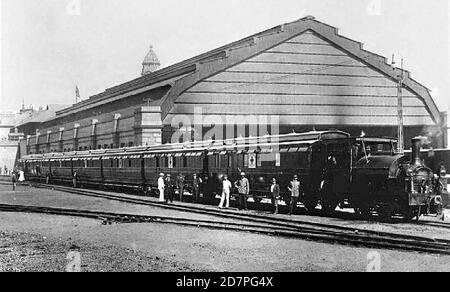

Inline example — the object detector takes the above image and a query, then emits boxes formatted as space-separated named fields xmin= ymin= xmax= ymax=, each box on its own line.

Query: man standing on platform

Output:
xmin=158 ymin=173 xmax=165 ymax=202
xmin=72 ymin=171 xmax=78 ymax=188
xmin=11 ymin=169 xmax=18 ymax=191
xmin=288 ymin=175 xmax=301 ymax=216
xmin=176 ymin=173 xmax=185 ymax=202
xmin=235 ymin=172 xmax=250 ymax=211
xmin=219 ymin=175 xmax=232 ymax=209
xmin=18 ymin=169 xmax=25 ymax=183
xmin=165 ymin=174 xmax=175 ymax=204
xmin=192 ymin=174 xmax=202 ymax=203
xmin=270 ymin=178 xmax=281 ymax=214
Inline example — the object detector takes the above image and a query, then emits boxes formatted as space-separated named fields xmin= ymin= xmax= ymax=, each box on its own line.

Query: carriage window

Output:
xmin=128 ymin=159 xmax=132 ymax=168
xmin=183 ymin=156 xmax=187 ymax=168
xmin=275 ymin=153 xmax=281 ymax=167
xmin=220 ymin=155 xmax=227 ymax=168
xmin=168 ymin=156 xmax=174 ymax=169
xmin=156 ymin=157 xmax=160 ymax=168
xmin=118 ymin=159 xmax=123 ymax=169
xmin=191 ymin=156 xmax=198 ymax=169
xmin=257 ymin=153 xmax=276 ymax=167
xmin=216 ymin=155 xmax=221 ymax=169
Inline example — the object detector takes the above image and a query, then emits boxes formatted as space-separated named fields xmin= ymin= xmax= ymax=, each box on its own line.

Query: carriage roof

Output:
xmin=21 ymin=130 xmax=350 ymax=162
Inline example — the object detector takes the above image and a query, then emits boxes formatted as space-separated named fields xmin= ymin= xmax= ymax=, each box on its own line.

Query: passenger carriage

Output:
xmin=20 ymin=130 xmax=350 ymax=200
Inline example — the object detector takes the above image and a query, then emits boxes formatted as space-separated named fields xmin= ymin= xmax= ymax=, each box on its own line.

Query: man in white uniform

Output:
xmin=18 ymin=169 xmax=25 ymax=183
xmin=219 ymin=175 xmax=232 ymax=209
xmin=158 ymin=173 xmax=165 ymax=202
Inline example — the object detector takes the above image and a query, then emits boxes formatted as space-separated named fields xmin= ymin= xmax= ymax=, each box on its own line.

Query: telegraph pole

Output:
xmin=393 ymin=55 xmax=406 ymax=153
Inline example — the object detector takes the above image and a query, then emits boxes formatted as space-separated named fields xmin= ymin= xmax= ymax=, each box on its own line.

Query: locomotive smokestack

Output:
xmin=411 ymin=137 xmax=423 ymax=166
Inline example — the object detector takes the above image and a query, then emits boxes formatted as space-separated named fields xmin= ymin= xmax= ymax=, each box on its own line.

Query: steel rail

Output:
xmin=1 ymin=203 xmax=450 ymax=255
xmin=28 ymin=183 xmax=450 ymax=247
xmin=31 ymin=182 xmax=450 ymax=244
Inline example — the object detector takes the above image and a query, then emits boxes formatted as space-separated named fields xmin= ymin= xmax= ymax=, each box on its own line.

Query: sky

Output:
xmin=1 ymin=0 xmax=449 ymax=120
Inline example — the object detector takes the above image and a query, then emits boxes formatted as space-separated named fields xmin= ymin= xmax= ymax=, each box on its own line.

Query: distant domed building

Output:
xmin=141 ymin=45 xmax=161 ymax=76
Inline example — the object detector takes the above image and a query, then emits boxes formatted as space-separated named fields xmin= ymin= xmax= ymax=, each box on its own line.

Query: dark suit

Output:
xmin=165 ymin=178 xmax=175 ymax=203
xmin=270 ymin=184 xmax=281 ymax=214
xmin=176 ymin=175 xmax=185 ymax=202
xmin=192 ymin=176 xmax=202 ymax=203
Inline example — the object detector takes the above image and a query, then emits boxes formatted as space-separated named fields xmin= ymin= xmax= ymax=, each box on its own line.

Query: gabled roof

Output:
xmin=54 ymin=16 xmax=441 ymax=125
xmin=161 ymin=16 xmax=442 ymax=124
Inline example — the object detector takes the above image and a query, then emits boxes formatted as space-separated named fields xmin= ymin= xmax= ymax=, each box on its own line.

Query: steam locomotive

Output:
xmin=20 ymin=130 xmax=448 ymax=220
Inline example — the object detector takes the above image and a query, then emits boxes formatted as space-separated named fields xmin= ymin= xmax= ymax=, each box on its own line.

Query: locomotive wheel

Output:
xmin=322 ymin=205 xmax=335 ymax=214
xmin=253 ymin=197 xmax=263 ymax=204
xmin=354 ymin=207 xmax=371 ymax=218
xmin=403 ymin=207 xmax=419 ymax=220
xmin=321 ymin=201 xmax=337 ymax=214
xmin=305 ymin=200 xmax=318 ymax=212
xmin=378 ymin=204 xmax=394 ymax=220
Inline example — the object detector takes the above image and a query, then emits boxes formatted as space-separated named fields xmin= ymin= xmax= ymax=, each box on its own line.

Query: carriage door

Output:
xmin=202 ymin=151 xmax=209 ymax=176
xmin=310 ymin=144 xmax=326 ymax=192
xmin=325 ymin=142 xmax=351 ymax=196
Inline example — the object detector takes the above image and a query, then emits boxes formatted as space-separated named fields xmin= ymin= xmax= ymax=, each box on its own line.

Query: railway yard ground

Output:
xmin=0 ymin=179 xmax=450 ymax=272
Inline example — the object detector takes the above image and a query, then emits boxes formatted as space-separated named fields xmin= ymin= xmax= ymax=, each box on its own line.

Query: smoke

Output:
xmin=421 ymin=125 xmax=443 ymax=147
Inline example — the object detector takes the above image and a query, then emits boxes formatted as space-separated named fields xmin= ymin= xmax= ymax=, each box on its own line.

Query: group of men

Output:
xmin=218 ymin=173 xmax=301 ymax=215
xmin=157 ymin=173 xmax=191 ymax=204
xmin=258 ymin=175 xmax=301 ymax=215
xmin=157 ymin=171 xmax=302 ymax=215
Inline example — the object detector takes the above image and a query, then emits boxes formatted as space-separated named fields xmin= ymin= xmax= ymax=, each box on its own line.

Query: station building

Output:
xmin=15 ymin=16 xmax=448 ymax=156
xmin=1 ymin=106 xmax=35 ymax=172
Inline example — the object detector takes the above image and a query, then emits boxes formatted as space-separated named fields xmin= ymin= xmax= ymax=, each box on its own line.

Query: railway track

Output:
xmin=7 ymin=182 xmax=447 ymax=254
xmin=31 ymin=183 xmax=450 ymax=236
xmin=1 ymin=202 xmax=450 ymax=255
xmin=419 ymin=221 xmax=450 ymax=230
